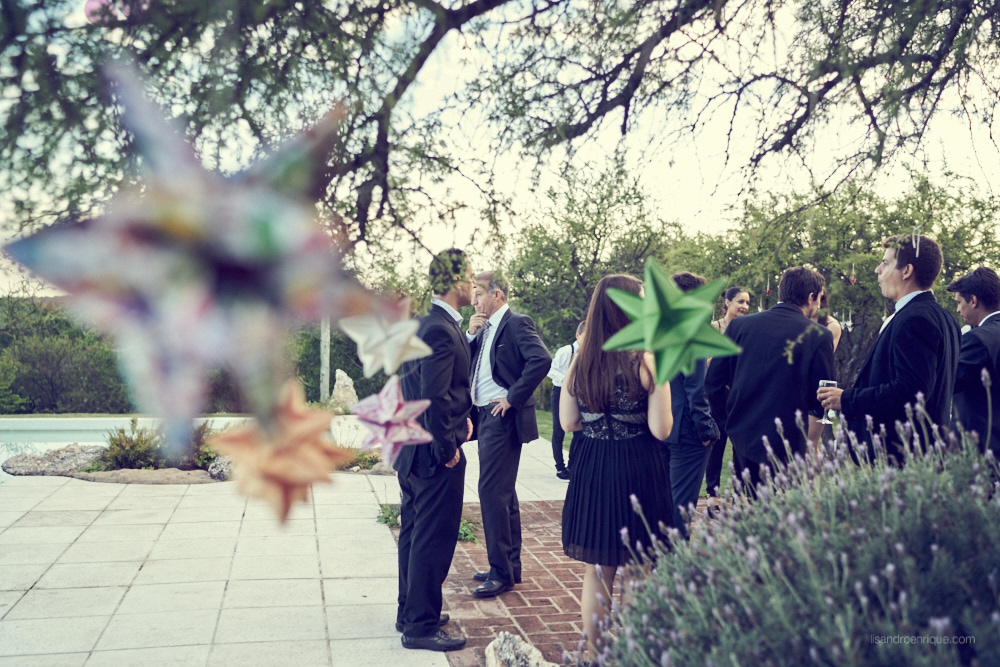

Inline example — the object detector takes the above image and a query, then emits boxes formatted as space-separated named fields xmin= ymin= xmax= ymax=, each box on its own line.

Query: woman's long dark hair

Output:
xmin=570 ymin=274 xmax=646 ymax=413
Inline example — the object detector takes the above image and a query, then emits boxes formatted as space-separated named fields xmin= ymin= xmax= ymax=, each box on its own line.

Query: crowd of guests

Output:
xmin=392 ymin=236 xmax=1000 ymax=660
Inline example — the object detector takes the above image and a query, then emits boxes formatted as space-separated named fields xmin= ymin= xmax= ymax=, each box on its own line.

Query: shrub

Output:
xmin=600 ymin=411 xmax=1000 ymax=666
xmin=158 ymin=420 xmax=220 ymax=470
xmin=341 ymin=448 xmax=382 ymax=470
xmin=98 ymin=418 xmax=164 ymax=470
xmin=377 ymin=503 xmax=401 ymax=528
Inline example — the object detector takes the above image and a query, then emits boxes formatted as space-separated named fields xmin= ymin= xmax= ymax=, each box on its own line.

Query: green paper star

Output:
xmin=603 ymin=258 xmax=742 ymax=383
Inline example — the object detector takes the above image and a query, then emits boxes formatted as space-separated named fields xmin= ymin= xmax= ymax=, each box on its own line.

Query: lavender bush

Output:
xmin=599 ymin=410 xmax=1000 ymax=666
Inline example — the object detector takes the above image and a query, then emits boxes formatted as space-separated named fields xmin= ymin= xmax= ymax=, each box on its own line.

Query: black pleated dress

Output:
xmin=561 ymin=379 xmax=673 ymax=567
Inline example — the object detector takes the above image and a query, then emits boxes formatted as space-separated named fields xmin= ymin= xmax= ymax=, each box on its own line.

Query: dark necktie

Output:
xmin=470 ymin=321 xmax=492 ymax=404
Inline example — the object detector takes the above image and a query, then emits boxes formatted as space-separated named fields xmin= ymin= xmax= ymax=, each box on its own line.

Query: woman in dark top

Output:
xmin=705 ymin=285 xmax=750 ymax=514
xmin=560 ymin=274 xmax=673 ymax=659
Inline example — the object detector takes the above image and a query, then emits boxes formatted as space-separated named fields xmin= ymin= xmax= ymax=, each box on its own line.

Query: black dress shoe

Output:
xmin=401 ymin=629 xmax=467 ymax=652
xmin=395 ymin=613 xmax=449 ymax=633
xmin=556 ymin=467 xmax=570 ymax=480
xmin=472 ymin=579 xmax=513 ymax=598
xmin=474 ymin=570 xmax=521 ymax=584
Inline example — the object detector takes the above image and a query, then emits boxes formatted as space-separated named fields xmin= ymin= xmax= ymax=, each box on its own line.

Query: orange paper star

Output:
xmin=211 ymin=380 xmax=353 ymax=522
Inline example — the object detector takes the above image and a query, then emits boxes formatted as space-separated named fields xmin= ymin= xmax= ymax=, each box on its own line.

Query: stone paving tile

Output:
xmin=322 ymin=577 xmax=396 ymax=607
xmin=0 ymin=590 xmax=23 ymax=617
xmin=148 ymin=537 xmax=237 ymax=561
xmin=208 ymin=640 xmax=330 ymax=667
xmin=240 ymin=519 xmax=315 ymax=538
xmin=132 ymin=557 xmax=232 ymax=585
xmin=117 ymin=581 xmax=226 ymax=614
xmin=229 ymin=554 xmax=320 ymax=580
xmin=328 ymin=637 xmax=449 ymax=667
xmin=86 ymin=644 xmax=211 ymax=667
xmin=106 ymin=495 xmax=183 ymax=511
xmin=215 ymin=606 xmax=327 ymax=643
xmin=0 ymin=615 xmax=109 ymax=656
xmin=36 ymin=561 xmax=142 ymax=589
xmin=224 ymin=579 xmax=323 ymax=608
xmin=159 ymin=521 xmax=240 ymax=541
xmin=5 ymin=586 xmax=126 ymax=620
xmin=77 ymin=523 xmax=165 ymax=543
xmin=0 ymin=542 xmax=66 ymax=566
xmin=324 ymin=603 xmax=397 ymax=639
xmin=96 ymin=608 xmax=219 ymax=651
xmin=0 ymin=653 xmax=88 ymax=667
xmin=0 ymin=512 xmax=25 ymax=529
xmin=0 ymin=525 xmax=85 ymax=544
xmin=12 ymin=510 xmax=100 ymax=527
xmin=234 ymin=535 xmax=319 ymax=557
xmin=0 ymin=563 xmax=50 ymax=590
xmin=57 ymin=540 xmax=156 ymax=564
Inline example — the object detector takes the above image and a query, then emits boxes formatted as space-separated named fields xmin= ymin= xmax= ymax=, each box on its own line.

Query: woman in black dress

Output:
xmin=559 ymin=274 xmax=674 ymax=658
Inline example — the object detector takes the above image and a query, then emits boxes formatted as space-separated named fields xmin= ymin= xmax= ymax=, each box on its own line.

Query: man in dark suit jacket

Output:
xmin=467 ymin=271 xmax=551 ymax=598
xmin=706 ymin=267 xmax=835 ymax=496
xmin=395 ymin=249 xmax=474 ymax=652
xmin=819 ymin=235 xmax=961 ymax=465
xmin=947 ymin=267 xmax=1000 ymax=457
xmin=662 ymin=272 xmax=719 ymax=537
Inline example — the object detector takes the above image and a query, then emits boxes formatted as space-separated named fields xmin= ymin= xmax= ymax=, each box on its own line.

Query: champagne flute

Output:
xmin=818 ymin=380 xmax=837 ymax=424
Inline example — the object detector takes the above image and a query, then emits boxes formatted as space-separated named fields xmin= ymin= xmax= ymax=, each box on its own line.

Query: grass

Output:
xmin=376 ymin=503 xmax=479 ymax=543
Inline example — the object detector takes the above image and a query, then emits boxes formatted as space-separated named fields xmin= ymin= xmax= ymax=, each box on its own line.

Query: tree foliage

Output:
xmin=508 ymin=159 xmax=681 ymax=347
xmin=2 ymin=0 xmax=998 ymax=257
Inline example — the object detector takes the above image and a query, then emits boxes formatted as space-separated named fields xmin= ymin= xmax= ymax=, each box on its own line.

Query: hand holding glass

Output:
xmin=818 ymin=380 xmax=837 ymax=424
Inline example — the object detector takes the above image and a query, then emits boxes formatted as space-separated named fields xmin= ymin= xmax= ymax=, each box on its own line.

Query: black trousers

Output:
xmin=476 ymin=407 xmax=522 ymax=584
xmin=396 ymin=450 xmax=466 ymax=637
xmin=660 ymin=440 xmax=712 ymax=540
xmin=550 ymin=386 xmax=567 ymax=470
xmin=704 ymin=427 xmax=728 ymax=497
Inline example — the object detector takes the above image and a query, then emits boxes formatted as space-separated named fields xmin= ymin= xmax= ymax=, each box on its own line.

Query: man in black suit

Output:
xmin=467 ymin=271 xmax=551 ymax=598
xmin=662 ymin=272 xmax=719 ymax=537
xmin=706 ymin=267 xmax=835 ymax=495
xmin=395 ymin=249 xmax=474 ymax=652
xmin=947 ymin=266 xmax=1000 ymax=457
xmin=819 ymin=235 xmax=961 ymax=465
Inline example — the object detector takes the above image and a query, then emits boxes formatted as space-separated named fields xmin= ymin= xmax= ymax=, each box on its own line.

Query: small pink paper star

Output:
xmin=349 ymin=374 xmax=432 ymax=465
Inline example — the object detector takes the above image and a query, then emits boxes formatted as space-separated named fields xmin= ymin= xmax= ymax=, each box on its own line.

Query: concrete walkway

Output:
xmin=0 ymin=440 xmax=570 ymax=666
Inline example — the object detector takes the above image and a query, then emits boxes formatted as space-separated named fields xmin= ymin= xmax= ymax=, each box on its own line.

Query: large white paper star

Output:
xmin=339 ymin=310 xmax=432 ymax=377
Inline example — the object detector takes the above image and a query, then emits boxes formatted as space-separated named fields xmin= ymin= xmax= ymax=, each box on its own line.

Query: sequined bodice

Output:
xmin=579 ymin=377 xmax=650 ymax=440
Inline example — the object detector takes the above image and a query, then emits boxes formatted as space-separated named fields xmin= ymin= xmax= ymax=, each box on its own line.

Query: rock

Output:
xmin=485 ymin=632 xmax=559 ymax=667
xmin=208 ymin=456 xmax=232 ymax=481
xmin=2 ymin=444 xmax=105 ymax=476
xmin=329 ymin=369 xmax=359 ymax=412
xmin=68 ymin=468 xmax=215 ymax=484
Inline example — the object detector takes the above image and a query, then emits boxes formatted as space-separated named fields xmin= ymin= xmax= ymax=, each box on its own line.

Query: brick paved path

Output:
xmin=439 ymin=497 xmax=712 ymax=667
xmin=444 ymin=501 xmax=585 ymax=667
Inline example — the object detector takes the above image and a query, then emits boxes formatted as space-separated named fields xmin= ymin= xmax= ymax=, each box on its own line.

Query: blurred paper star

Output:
xmin=4 ymin=64 xmax=377 ymax=453
xmin=339 ymin=307 xmax=432 ymax=377
xmin=350 ymin=374 xmax=432 ymax=465
xmin=211 ymin=380 xmax=352 ymax=523
xmin=603 ymin=258 xmax=741 ymax=383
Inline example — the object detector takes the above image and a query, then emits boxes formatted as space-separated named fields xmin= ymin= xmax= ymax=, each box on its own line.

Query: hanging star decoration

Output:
xmin=603 ymin=258 xmax=741 ymax=384
xmin=349 ymin=374 xmax=432 ymax=465
xmin=3 ymin=64 xmax=380 ymax=455
xmin=339 ymin=300 xmax=432 ymax=378
xmin=211 ymin=380 xmax=353 ymax=523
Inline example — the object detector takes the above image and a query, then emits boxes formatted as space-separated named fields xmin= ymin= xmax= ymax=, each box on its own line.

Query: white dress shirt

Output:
xmin=472 ymin=304 xmax=509 ymax=406
xmin=547 ymin=341 xmax=577 ymax=388
xmin=431 ymin=297 xmax=463 ymax=324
